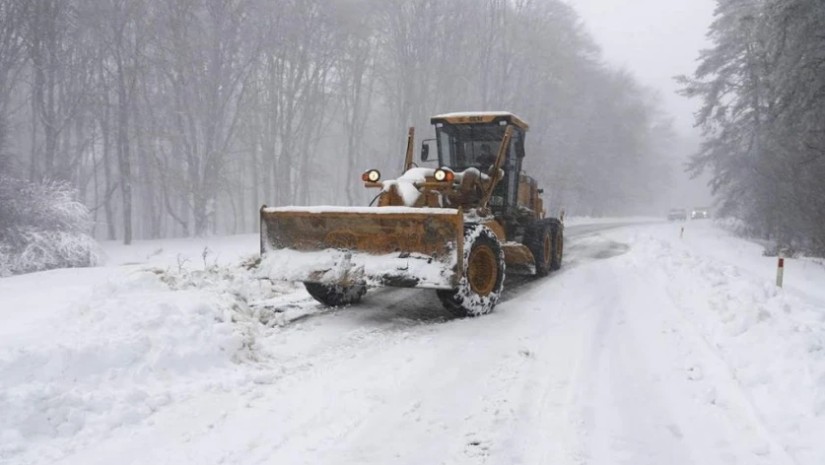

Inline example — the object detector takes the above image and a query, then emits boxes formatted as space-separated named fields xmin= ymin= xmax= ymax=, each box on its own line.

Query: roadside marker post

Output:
xmin=680 ymin=226 xmax=684 ymax=239
xmin=776 ymin=257 xmax=785 ymax=288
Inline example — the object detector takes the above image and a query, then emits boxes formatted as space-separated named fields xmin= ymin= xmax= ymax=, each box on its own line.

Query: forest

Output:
xmin=680 ymin=0 xmax=825 ymax=253
xmin=0 ymin=0 xmax=675 ymax=250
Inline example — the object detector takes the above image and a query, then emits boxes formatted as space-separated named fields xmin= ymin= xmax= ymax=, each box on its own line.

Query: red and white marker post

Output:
xmin=776 ymin=257 xmax=785 ymax=288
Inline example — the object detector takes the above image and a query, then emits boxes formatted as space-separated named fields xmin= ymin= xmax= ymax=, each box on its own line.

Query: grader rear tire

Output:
xmin=525 ymin=221 xmax=553 ymax=277
xmin=550 ymin=223 xmax=564 ymax=271
xmin=525 ymin=218 xmax=564 ymax=276
xmin=436 ymin=225 xmax=505 ymax=317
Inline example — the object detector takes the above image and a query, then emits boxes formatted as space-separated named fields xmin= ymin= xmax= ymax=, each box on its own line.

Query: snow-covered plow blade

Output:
xmin=259 ymin=206 xmax=463 ymax=289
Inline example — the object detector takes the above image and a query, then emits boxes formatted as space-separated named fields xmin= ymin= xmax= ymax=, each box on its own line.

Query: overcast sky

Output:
xmin=564 ymin=0 xmax=719 ymax=205
xmin=565 ymin=0 xmax=717 ymax=138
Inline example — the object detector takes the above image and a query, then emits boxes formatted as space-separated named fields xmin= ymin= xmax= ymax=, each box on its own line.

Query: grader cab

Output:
xmin=260 ymin=111 xmax=563 ymax=317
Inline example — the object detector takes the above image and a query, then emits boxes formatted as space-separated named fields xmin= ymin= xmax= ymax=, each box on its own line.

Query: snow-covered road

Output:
xmin=1 ymin=220 xmax=823 ymax=464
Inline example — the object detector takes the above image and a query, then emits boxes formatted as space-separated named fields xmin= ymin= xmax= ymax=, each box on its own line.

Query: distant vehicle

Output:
xmin=691 ymin=207 xmax=710 ymax=220
xmin=667 ymin=208 xmax=687 ymax=221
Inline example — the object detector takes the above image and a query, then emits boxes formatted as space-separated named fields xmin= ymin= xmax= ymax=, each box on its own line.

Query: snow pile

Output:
xmin=98 ymin=235 xmax=258 ymax=267
xmin=633 ymin=222 xmax=825 ymax=464
xmin=380 ymin=167 xmax=434 ymax=206
xmin=0 ymin=260 xmax=284 ymax=462
xmin=258 ymin=246 xmax=457 ymax=289
xmin=373 ymin=167 xmax=491 ymax=207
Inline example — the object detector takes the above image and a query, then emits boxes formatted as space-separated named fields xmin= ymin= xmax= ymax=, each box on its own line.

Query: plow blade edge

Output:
xmin=259 ymin=206 xmax=464 ymax=289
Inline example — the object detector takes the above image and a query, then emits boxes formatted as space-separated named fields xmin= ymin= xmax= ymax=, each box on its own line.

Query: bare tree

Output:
xmin=27 ymin=1 xmax=93 ymax=182
xmin=335 ymin=8 xmax=377 ymax=205
xmin=2 ymin=0 xmax=680 ymax=243
xmin=0 ymin=0 xmax=29 ymax=172
xmin=154 ymin=0 xmax=259 ymax=236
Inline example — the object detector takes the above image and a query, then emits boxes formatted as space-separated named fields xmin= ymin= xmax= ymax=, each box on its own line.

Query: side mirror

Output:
xmin=421 ymin=144 xmax=430 ymax=161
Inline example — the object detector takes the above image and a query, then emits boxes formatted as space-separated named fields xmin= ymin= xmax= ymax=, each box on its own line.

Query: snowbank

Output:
xmin=626 ymin=221 xmax=825 ymax=464
xmin=0 ymin=244 xmax=290 ymax=463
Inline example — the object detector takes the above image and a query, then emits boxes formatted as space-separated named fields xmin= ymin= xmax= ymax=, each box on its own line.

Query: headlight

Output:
xmin=361 ymin=169 xmax=381 ymax=182
xmin=433 ymin=168 xmax=454 ymax=182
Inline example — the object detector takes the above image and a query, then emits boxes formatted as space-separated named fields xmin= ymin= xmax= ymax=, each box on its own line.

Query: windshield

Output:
xmin=435 ymin=123 xmax=507 ymax=170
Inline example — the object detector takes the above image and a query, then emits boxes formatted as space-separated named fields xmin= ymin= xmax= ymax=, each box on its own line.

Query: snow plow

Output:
xmin=260 ymin=112 xmax=563 ymax=316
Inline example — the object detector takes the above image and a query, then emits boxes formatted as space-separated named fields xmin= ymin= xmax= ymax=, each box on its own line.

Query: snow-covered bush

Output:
xmin=0 ymin=175 xmax=101 ymax=276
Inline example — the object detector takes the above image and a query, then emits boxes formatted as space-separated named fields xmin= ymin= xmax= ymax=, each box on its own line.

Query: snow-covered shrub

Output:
xmin=715 ymin=216 xmax=808 ymax=258
xmin=0 ymin=176 xmax=101 ymax=276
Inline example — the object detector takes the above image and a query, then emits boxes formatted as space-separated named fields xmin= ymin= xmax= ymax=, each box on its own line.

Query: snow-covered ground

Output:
xmin=1 ymin=219 xmax=823 ymax=465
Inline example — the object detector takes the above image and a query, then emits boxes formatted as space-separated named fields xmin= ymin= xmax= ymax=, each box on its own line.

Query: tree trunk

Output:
xmin=116 ymin=57 xmax=132 ymax=245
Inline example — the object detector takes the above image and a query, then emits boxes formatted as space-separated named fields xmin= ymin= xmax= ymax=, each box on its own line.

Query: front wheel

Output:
xmin=436 ymin=225 xmax=505 ymax=317
xmin=304 ymin=282 xmax=367 ymax=307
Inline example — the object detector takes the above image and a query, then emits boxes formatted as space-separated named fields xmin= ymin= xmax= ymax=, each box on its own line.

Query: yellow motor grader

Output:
xmin=259 ymin=112 xmax=563 ymax=317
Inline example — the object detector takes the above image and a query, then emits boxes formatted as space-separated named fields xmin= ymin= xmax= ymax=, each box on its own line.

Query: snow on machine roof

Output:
xmin=430 ymin=111 xmax=529 ymax=131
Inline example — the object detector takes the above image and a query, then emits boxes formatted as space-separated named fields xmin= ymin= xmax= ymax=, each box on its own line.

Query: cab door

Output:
xmin=492 ymin=128 xmax=524 ymax=215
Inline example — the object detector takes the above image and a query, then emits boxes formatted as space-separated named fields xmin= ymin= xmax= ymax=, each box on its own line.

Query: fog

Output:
xmin=568 ymin=0 xmax=717 ymax=207
xmin=0 ymin=0 xmax=727 ymax=243
xmin=569 ymin=0 xmax=715 ymax=135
